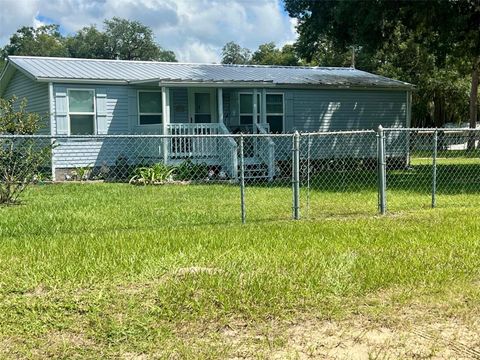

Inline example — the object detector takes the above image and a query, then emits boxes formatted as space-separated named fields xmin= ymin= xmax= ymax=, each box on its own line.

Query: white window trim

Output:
xmin=238 ymin=92 xmax=261 ymax=124
xmin=265 ymin=92 xmax=285 ymax=132
xmin=67 ymin=88 xmax=96 ymax=135
xmin=137 ymin=90 xmax=163 ymax=126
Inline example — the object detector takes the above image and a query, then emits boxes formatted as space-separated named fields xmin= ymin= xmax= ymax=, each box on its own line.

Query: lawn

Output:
xmin=1 ymin=180 xmax=480 ymax=358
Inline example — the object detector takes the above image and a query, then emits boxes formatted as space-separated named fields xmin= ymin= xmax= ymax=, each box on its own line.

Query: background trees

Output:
xmin=1 ymin=3 xmax=477 ymax=128
xmin=1 ymin=17 xmax=177 ymax=65
xmin=284 ymin=0 xmax=479 ymax=128
xmin=2 ymin=25 xmax=68 ymax=59
xmin=221 ymin=41 xmax=251 ymax=65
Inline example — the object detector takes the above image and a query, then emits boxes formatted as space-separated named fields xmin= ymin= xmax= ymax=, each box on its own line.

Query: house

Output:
xmin=0 ymin=56 xmax=413 ymax=181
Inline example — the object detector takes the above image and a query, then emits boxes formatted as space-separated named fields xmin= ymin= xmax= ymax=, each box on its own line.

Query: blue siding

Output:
xmin=290 ymin=89 xmax=407 ymax=132
xmin=48 ymin=83 xmax=408 ymax=172
xmin=3 ymin=70 xmax=50 ymax=134
xmin=52 ymin=83 xmax=133 ymax=170
xmin=224 ymin=88 xmax=407 ymax=131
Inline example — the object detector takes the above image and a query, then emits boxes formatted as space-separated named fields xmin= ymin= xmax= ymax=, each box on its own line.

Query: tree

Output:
xmin=251 ymin=42 xmax=299 ymax=66
xmin=0 ymin=96 xmax=52 ymax=205
xmin=221 ymin=42 xmax=251 ymax=64
xmin=65 ymin=26 xmax=109 ymax=59
xmin=103 ymin=17 xmax=176 ymax=61
xmin=284 ymin=0 xmax=479 ymax=128
xmin=1 ymin=24 xmax=68 ymax=58
xmin=2 ymin=19 xmax=177 ymax=62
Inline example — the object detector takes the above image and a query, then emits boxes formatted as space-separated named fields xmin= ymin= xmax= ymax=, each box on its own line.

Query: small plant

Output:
xmin=175 ymin=160 xmax=209 ymax=181
xmin=129 ymin=163 xmax=176 ymax=185
xmin=33 ymin=171 xmax=49 ymax=184
xmin=72 ymin=165 xmax=93 ymax=181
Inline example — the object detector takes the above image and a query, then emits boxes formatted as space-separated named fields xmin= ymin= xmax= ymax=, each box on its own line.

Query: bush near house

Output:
xmin=0 ymin=96 xmax=52 ymax=205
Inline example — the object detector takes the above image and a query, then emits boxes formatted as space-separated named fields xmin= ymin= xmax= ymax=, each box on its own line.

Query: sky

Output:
xmin=0 ymin=0 xmax=298 ymax=63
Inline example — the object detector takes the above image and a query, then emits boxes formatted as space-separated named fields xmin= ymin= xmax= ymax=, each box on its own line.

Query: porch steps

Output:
xmin=241 ymin=157 xmax=270 ymax=180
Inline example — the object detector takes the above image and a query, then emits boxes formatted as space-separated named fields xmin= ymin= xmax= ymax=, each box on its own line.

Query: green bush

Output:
xmin=175 ymin=160 xmax=209 ymax=181
xmin=0 ymin=96 xmax=52 ymax=205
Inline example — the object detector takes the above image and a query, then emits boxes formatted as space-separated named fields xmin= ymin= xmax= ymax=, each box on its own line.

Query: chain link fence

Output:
xmin=385 ymin=128 xmax=480 ymax=212
xmin=1 ymin=128 xmax=479 ymax=223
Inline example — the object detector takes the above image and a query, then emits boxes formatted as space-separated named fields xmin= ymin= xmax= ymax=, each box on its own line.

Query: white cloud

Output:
xmin=0 ymin=0 xmax=39 ymax=44
xmin=0 ymin=0 xmax=298 ymax=62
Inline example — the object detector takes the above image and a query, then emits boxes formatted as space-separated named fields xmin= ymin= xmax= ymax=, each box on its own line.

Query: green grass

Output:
xmin=1 ymin=164 xmax=480 ymax=357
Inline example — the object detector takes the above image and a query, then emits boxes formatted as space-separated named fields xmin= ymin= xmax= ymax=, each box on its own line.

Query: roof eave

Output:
xmin=35 ymin=77 xmax=129 ymax=85
xmin=134 ymin=79 xmax=413 ymax=91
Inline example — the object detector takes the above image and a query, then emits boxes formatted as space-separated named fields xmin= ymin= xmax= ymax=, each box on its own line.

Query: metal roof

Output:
xmin=4 ymin=56 xmax=413 ymax=89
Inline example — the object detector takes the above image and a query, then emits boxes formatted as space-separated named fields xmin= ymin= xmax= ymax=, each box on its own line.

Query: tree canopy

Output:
xmin=221 ymin=41 xmax=300 ymax=66
xmin=1 ymin=18 xmax=177 ymax=65
xmin=250 ymin=43 xmax=299 ymax=66
xmin=221 ymin=41 xmax=251 ymax=65
xmin=103 ymin=17 xmax=176 ymax=61
xmin=2 ymin=25 xmax=68 ymax=59
xmin=284 ymin=0 xmax=480 ymax=128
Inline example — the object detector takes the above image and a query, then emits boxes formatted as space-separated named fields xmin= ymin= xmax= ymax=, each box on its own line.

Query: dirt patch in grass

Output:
xmin=216 ymin=307 xmax=480 ymax=360
xmin=270 ymin=317 xmax=479 ymax=359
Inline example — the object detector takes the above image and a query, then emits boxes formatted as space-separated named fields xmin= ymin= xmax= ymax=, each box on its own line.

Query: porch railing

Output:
xmin=167 ymin=123 xmax=220 ymax=159
xmin=254 ymin=123 xmax=275 ymax=180
xmin=166 ymin=123 xmax=238 ymax=180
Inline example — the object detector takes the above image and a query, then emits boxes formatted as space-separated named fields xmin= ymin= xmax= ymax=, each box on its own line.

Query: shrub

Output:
xmin=175 ymin=160 xmax=209 ymax=181
xmin=0 ymin=96 xmax=52 ymax=205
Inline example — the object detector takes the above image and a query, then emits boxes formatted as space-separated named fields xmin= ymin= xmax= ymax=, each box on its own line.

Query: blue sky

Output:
xmin=0 ymin=0 xmax=298 ymax=62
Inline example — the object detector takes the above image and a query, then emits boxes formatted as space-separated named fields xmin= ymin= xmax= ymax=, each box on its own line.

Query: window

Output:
xmin=266 ymin=93 xmax=284 ymax=133
xmin=239 ymin=93 xmax=261 ymax=125
xmin=138 ymin=91 xmax=162 ymax=125
xmin=68 ymin=89 xmax=95 ymax=135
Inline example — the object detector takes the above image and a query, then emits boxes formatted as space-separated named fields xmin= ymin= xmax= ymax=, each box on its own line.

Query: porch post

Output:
xmin=217 ymin=88 xmax=224 ymax=124
xmin=162 ymin=86 xmax=170 ymax=163
xmin=253 ymin=88 xmax=258 ymax=125
xmin=261 ymin=88 xmax=267 ymax=124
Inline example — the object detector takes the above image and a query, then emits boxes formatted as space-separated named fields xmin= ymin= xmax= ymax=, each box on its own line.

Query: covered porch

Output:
xmin=136 ymin=85 xmax=277 ymax=180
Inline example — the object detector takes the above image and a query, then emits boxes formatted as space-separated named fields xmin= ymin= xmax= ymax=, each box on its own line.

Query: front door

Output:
xmin=239 ymin=93 xmax=262 ymax=157
xmin=188 ymin=88 xmax=216 ymax=123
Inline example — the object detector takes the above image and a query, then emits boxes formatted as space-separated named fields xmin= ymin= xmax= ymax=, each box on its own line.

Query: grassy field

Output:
xmin=1 ymin=178 xmax=480 ymax=358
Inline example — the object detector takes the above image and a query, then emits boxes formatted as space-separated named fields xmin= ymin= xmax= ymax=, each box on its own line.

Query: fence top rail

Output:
xmin=0 ymin=130 xmax=377 ymax=139
xmin=383 ymin=127 xmax=480 ymax=133
xmin=300 ymin=130 xmax=376 ymax=136
xmin=0 ymin=134 xmax=281 ymax=139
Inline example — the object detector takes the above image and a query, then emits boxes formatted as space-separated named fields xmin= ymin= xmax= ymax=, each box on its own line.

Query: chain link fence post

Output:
xmin=306 ymin=133 xmax=311 ymax=219
xmin=432 ymin=129 xmax=438 ymax=208
xmin=292 ymin=131 xmax=301 ymax=220
xmin=377 ymin=125 xmax=387 ymax=215
xmin=239 ymin=134 xmax=246 ymax=224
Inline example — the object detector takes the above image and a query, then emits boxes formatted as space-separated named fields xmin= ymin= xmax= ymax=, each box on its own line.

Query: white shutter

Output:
xmin=55 ymin=87 xmax=68 ymax=135
xmin=96 ymin=89 xmax=108 ymax=134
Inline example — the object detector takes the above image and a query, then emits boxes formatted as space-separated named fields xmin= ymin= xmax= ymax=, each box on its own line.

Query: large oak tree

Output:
xmin=284 ymin=0 xmax=479 ymax=128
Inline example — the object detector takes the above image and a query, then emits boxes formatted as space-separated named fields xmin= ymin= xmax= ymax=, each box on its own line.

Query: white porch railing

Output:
xmin=166 ymin=123 xmax=238 ymax=180
xmin=255 ymin=123 xmax=275 ymax=180
xmin=167 ymin=123 xmax=220 ymax=159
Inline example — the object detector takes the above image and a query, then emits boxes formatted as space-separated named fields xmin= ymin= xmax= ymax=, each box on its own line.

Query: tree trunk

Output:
xmin=468 ymin=58 xmax=479 ymax=149
xmin=433 ymin=93 xmax=446 ymax=127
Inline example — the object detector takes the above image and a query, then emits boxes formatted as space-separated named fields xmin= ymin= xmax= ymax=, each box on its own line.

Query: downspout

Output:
xmin=48 ymin=82 xmax=56 ymax=181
